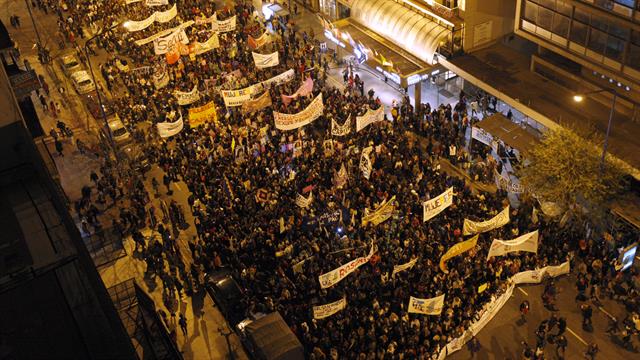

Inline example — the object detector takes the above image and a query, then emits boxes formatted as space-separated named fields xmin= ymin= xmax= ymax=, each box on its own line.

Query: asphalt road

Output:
xmin=448 ymin=275 xmax=637 ymax=359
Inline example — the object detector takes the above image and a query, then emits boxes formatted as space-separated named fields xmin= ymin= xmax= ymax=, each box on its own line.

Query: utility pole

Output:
xmin=24 ymin=0 xmax=46 ymax=63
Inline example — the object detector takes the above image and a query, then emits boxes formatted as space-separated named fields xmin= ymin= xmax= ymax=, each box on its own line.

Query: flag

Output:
xmin=334 ymin=163 xmax=348 ymax=188
xmin=231 ymin=137 xmax=236 ymax=153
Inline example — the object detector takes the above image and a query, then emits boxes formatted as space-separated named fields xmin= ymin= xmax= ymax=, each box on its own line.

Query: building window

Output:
xmin=605 ymin=36 xmax=625 ymax=61
xmin=570 ymin=21 xmax=588 ymax=45
xmin=574 ymin=7 xmax=590 ymax=23
xmin=588 ymin=28 xmax=607 ymax=53
xmin=538 ymin=6 xmax=554 ymax=30
xmin=556 ymin=0 xmax=573 ymax=16
xmin=627 ymin=44 xmax=640 ymax=70
xmin=552 ymin=14 xmax=570 ymax=36
xmin=524 ymin=1 xmax=538 ymax=22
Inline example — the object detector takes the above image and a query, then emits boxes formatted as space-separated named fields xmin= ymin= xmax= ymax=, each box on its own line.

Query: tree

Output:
xmin=517 ymin=126 xmax=627 ymax=227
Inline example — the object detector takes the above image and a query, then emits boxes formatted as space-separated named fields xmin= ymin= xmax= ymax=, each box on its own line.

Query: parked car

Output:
xmin=70 ymin=70 xmax=96 ymax=94
xmin=57 ymin=51 xmax=83 ymax=78
xmin=120 ymin=142 xmax=150 ymax=173
xmin=83 ymin=91 xmax=116 ymax=120
xmin=205 ymin=270 xmax=247 ymax=327
xmin=107 ymin=115 xmax=132 ymax=145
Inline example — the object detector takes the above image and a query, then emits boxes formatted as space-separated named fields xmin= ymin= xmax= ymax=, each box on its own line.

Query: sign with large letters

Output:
xmin=156 ymin=113 xmax=183 ymax=138
xmin=487 ymin=230 xmax=539 ymax=260
xmin=318 ymin=243 xmax=376 ymax=288
xmin=153 ymin=28 xmax=189 ymax=55
xmin=423 ymin=187 xmax=454 ymax=222
xmin=356 ymin=106 xmax=385 ymax=132
xmin=188 ymin=101 xmax=217 ymax=127
xmin=313 ymin=297 xmax=347 ymax=319
xmin=125 ymin=3 xmax=177 ymax=32
xmin=463 ymin=207 xmax=510 ymax=236
xmin=408 ymin=294 xmax=445 ymax=315
xmin=174 ymin=85 xmax=200 ymax=105
xmin=274 ymin=94 xmax=324 ymax=131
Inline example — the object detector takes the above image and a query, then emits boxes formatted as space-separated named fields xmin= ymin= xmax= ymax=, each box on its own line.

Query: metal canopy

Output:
xmin=350 ymin=0 xmax=450 ymax=64
xmin=476 ymin=113 xmax=541 ymax=154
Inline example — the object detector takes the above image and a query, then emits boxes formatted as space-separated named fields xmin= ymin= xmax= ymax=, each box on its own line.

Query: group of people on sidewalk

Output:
xmin=26 ymin=0 xmax=640 ymax=358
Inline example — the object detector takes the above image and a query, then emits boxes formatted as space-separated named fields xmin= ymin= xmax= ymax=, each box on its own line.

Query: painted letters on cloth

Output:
xmin=511 ymin=261 xmax=570 ymax=284
xmin=356 ymin=106 xmax=385 ymax=132
xmin=152 ymin=65 xmax=169 ymax=89
xmin=242 ymin=92 xmax=272 ymax=113
xmin=252 ymin=51 xmax=279 ymax=69
xmin=439 ymin=234 xmax=479 ymax=273
xmin=318 ymin=243 xmax=376 ymax=288
xmin=281 ymin=77 xmax=314 ymax=105
xmin=153 ymin=28 xmax=189 ymax=55
xmin=332 ymin=117 xmax=351 ymax=136
xmin=486 ymin=230 xmax=539 ymax=260
xmin=188 ymin=101 xmax=217 ymax=127
xmin=362 ymin=195 xmax=395 ymax=226
xmin=494 ymin=170 xmax=525 ymax=194
xmin=213 ymin=15 xmax=237 ymax=32
xmin=125 ymin=3 xmax=177 ymax=32
xmin=313 ymin=297 xmax=347 ymax=319
xmin=274 ymin=94 xmax=324 ymax=131
xmin=391 ymin=258 xmax=418 ymax=277
xmin=195 ymin=13 xmax=216 ymax=25
xmin=156 ymin=113 xmax=183 ymax=138
xmin=295 ymin=192 xmax=313 ymax=208
xmin=127 ymin=0 xmax=169 ymax=6
xmin=463 ymin=207 xmax=510 ymax=236
xmin=436 ymin=261 xmax=571 ymax=360
xmin=334 ymin=163 xmax=348 ymax=188
xmin=359 ymin=146 xmax=373 ymax=180
xmin=423 ymin=187 xmax=454 ymax=222
xmin=261 ymin=69 xmax=295 ymax=88
xmin=174 ymin=85 xmax=200 ymax=105
xmin=408 ymin=294 xmax=445 ymax=315
xmin=134 ymin=21 xmax=195 ymax=45
xmin=221 ymin=87 xmax=253 ymax=107
xmin=471 ymin=126 xmax=496 ymax=150
xmin=248 ymin=32 xmax=271 ymax=49
xmin=190 ymin=34 xmax=220 ymax=55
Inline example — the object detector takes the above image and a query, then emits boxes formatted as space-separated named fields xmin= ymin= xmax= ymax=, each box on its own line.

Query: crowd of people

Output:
xmin=23 ymin=0 xmax=640 ymax=358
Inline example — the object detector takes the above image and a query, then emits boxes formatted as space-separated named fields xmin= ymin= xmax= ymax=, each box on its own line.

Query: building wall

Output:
xmin=462 ymin=0 xmax=517 ymax=52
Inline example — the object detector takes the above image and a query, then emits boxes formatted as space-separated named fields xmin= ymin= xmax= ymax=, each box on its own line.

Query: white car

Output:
xmin=107 ymin=115 xmax=132 ymax=145
xmin=70 ymin=71 xmax=96 ymax=94
xmin=58 ymin=52 xmax=83 ymax=77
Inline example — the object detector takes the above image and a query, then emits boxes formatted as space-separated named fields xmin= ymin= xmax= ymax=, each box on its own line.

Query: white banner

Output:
xmin=134 ymin=21 xmax=195 ymax=46
xmin=494 ymin=170 xmax=525 ymax=194
xmin=156 ymin=113 xmax=183 ymax=138
xmin=362 ymin=196 xmax=395 ymax=227
xmin=174 ymin=85 xmax=200 ymax=105
xmin=511 ymin=261 xmax=570 ymax=284
xmin=295 ymin=192 xmax=313 ymax=208
xmin=313 ymin=297 xmax=347 ymax=319
xmin=392 ymin=258 xmax=418 ymax=277
xmin=331 ymin=117 xmax=351 ymax=136
xmin=463 ymin=207 xmax=510 ymax=236
xmin=487 ymin=230 xmax=539 ymax=260
xmin=359 ymin=146 xmax=372 ymax=180
xmin=126 ymin=0 xmax=169 ymax=6
xmin=274 ymin=94 xmax=324 ymax=131
xmin=318 ymin=243 xmax=376 ymax=289
xmin=334 ymin=163 xmax=348 ymax=188
xmin=191 ymin=34 xmax=220 ymax=55
xmin=222 ymin=69 xmax=295 ymax=107
xmin=195 ymin=13 xmax=216 ymax=25
xmin=471 ymin=126 xmax=496 ymax=150
xmin=408 ymin=294 xmax=445 ymax=315
xmin=252 ymin=51 xmax=279 ymax=69
xmin=261 ymin=69 xmax=295 ymax=88
xmin=153 ymin=28 xmax=189 ymax=55
xmin=152 ymin=65 xmax=169 ymax=89
xmin=213 ymin=15 xmax=237 ymax=32
xmin=125 ymin=3 xmax=177 ymax=32
xmin=248 ymin=32 xmax=271 ymax=49
xmin=356 ymin=106 xmax=385 ymax=132
xmin=423 ymin=187 xmax=454 ymax=222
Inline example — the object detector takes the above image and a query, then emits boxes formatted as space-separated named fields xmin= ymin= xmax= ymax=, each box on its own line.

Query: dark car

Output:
xmin=120 ymin=142 xmax=150 ymax=173
xmin=205 ymin=270 xmax=247 ymax=327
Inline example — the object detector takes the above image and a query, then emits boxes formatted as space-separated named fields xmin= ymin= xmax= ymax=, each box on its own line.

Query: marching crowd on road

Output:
xmin=16 ymin=0 xmax=640 ymax=359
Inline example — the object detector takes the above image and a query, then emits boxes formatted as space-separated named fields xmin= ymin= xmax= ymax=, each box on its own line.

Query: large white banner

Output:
xmin=463 ymin=207 xmax=510 ymax=236
xmin=487 ymin=230 xmax=539 ymax=260
xmin=313 ymin=297 xmax=347 ymax=319
xmin=156 ymin=113 xmax=183 ymax=138
xmin=423 ymin=187 xmax=454 ymax=222
xmin=252 ymin=52 xmax=279 ymax=69
xmin=126 ymin=0 xmax=169 ymax=6
xmin=359 ymin=146 xmax=373 ymax=180
xmin=332 ymin=117 xmax=351 ymax=136
xmin=213 ymin=15 xmax=237 ymax=32
xmin=134 ymin=21 xmax=195 ymax=46
xmin=125 ymin=3 xmax=177 ymax=31
xmin=153 ymin=28 xmax=189 ymax=55
xmin=191 ymin=34 xmax=220 ymax=55
xmin=471 ymin=126 xmax=496 ymax=149
xmin=408 ymin=294 xmax=445 ymax=315
xmin=318 ymin=243 xmax=376 ymax=289
xmin=174 ymin=85 xmax=200 ymax=105
xmin=152 ymin=65 xmax=169 ymax=89
xmin=511 ymin=261 xmax=570 ymax=284
xmin=195 ymin=13 xmax=216 ymax=25
xmin=222 ymin=69 xmax=295 ymax=107
xmin=356 ymin=106 xmax=385 ymax=132
xmin=274 ymin=94 xmax=324 ymax=131
xmin=391 ymin=258 xmax=418 ymax=277
xmin=261 ymin=69 xmax=295 ymax=88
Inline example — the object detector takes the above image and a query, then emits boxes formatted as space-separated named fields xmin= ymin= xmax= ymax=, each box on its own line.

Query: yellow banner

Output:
xmin=362 ymin=195 xmax=396 ymax=227
xmin=188 ymin=101 xmax=218 ymax=127
xmin=439 ymin=234 xmax=479 ymax=273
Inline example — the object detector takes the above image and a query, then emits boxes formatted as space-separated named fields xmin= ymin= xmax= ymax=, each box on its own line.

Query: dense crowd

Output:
xmin=28 ymin=0 xmax=640 ymax=358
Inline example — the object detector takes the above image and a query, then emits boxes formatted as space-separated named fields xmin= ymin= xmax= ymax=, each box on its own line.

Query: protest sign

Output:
xmin=188 ymin=101 xmax=217 ymax=127
xmin=156 ymin=112 xmax=183 ymax=138
xmin=125 ymin=3 xmax=177 ymax=31
xmin=423 ymin=187 xmax=454 ymax=222
xmin=391 ymin=258 xmax=418 ymax=277
xmin=134 ymin=21 xmax=195 ymax=45
xmin=248 ymin=32 xmax=271 ymax=49
xmin=487 ymin=230 xmax=539 ymax=260
xmin=242 ymin=92 xmax=272 ymax=113
xmin=274 ymin=94 xmax=324 ymax=131
xmin=313 ymin=297 xmax=347 ymax=319
xmin=190 ymin=34 xmax=220 ymax=55
xmin=362 ymin=196 xmax=395 ymax=226
xmin=360 ymin=146 xmax=372 ymax=180
xmin=252 ymin=51 xmax=279 ymax=68
xmin=281 ymin=77 xmax=313 ymax=105
xmin=408 ymin=294 xmax=445 ymax=315
xmin=356 ymin=106 xmax=385 ymax=132
xmin=318 ymin=243 xmax=376 ymax=288
xmin=152 ymin=65 xmax=169 ymax=89
xmin=331 ymin=117 xmax=351 ymax=136
xmin=296 ymin=192 xmax=313 ymax=208
xmin=439 ymin=234 xmax=479 ymax=273
xmin=334 ymin=163 xmax=348 ymax=188
xmin=153 ymin=28 xmax=189 ymax=55
xmin=213 ymin=15 xmax=236 ymax=32
xmin=174 ymin=85 xmax=200 ymax=105
xmin=463 ymin=207 xmax=510 ymax=236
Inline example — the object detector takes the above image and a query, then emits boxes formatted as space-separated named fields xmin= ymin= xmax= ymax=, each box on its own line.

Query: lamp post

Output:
xmin=573 ymin=88 xmax=617 ymax=174
xmin=84 ymin=21 xmax=129 ymax=155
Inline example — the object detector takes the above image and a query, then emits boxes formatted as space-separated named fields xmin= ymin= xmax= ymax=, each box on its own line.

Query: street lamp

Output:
xmin=84 ymin=21 xmax=125 ymax=156
xmin=572 ymin=88 xmax=617 ymax=174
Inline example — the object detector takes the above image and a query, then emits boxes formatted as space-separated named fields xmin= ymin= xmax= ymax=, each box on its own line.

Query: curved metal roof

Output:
xmin=350 ymin=0 xmax=450 ymax=64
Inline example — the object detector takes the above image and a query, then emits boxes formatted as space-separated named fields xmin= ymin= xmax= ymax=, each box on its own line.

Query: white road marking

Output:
xmin=517 ymin=287 xmax=528 ymax=296
xmin=597 ymin=305 xmax=614 ymax=319
xmin=567 ymin=327 xmax=588 ymax=346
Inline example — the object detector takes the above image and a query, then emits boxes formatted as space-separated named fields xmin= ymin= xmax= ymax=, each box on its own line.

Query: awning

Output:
xmin=611 ymin=194 xmax=640 ymax=229
xmin=245 ymin=312 xmax=304 ymax=360
xmin=349 ymin=0 xmax=451 ymax=64
xmin=477 ymin=113 xmax=541 ymax=154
